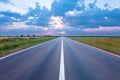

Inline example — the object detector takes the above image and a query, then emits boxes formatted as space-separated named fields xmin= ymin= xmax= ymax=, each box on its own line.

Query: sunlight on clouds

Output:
xmin=49 ymin=16 xmax=64 ymax=29
xmin=5 ymin=22 xmax=30 ymax=30
xmin=46 ymin=31 xmax=54 ymax=35
xmin=58 ymin=31 xmax=66 ymax=35
xmin=65 ymin=10 xmax=82 ymax=16
xmin=28 ymin=16 xmax=34 ymax=20
xmin=45 ymin=31 xmax=66 ymax=35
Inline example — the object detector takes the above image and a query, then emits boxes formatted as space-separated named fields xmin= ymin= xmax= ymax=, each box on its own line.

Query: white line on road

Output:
xmin=59 ymin=37 xmax=65 ymax=80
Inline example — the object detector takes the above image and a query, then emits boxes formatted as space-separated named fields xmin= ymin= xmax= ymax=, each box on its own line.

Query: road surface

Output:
xmin=0 ymin=37 xmax=120 ymax=80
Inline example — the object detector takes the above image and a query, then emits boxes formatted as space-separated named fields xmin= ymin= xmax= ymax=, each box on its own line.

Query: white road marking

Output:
xmin=0 ymin=39 xmax=54 ymax=60
xmin=59 ymin=38 xmax=65 ymax=80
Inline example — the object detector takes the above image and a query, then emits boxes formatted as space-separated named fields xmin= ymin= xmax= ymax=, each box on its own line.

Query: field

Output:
xmin=70 ymin=37 xmax=120 ymax=55
xmin=0 ymin=37 xmax=56 ymax=57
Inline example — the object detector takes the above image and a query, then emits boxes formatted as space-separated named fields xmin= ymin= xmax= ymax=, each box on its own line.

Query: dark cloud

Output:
xmin=64 ymin=2 xmax=120 ymax=28
xmin=88 ymin=0 xmax=97 ymax=9
xmin=0 ymin=2 xmax=51 ymax=27
xmin=104 ymin=3 xmax=111 ymax=9
xmin=0 ymin=11 xmax=22 ymax=25
xmin=0 ymin=16 xmax=13 ymax=25
xmin=25 ymin=3 xmax=41 ymax=17
xmin=51 ymin=0 xmax=78 ymax=16
xmin=75 ymin=0 xmax=85 ymax=11
xmin=0 ymin=11 xmax=21 ymax=18
xmin=25 ymin=2 xmax=51 ymax=26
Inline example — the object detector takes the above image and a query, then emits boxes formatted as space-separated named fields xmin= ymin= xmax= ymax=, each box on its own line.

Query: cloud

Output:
xmin=64 ymin=7 xmax=120 ymax=28
xmin=75 ymin=0 xmax=85 ymax=11
xmin=5 ymin=22 xmax=30 ymax=30
xmin=51 ymin=0 xmax=78 ymax=16
xmin=58 ymin=31 xmax=66 ymax=35
xmin=0 ymin=2 xmax=26 ymax=14
xmin=0 ymin=2 xmax=52 ymax=28
xmin=25 ymin=3 xmax=50 ymax=27
xmin=49 ymin=16 xmax=65 ymax=29
xmin=65 ymin=10 xmax=82 ymax=16
xmin=0 ymin=14 xmax=4 ymax=17
xmin=44 ymin=30 xmax=66 ymax=36
xmin=0 ymin=0 xmax=120 ymax=36
xmin=0 ymin=11 xmax=21 ymax=18
xmin=0 ymin=2 xmax=51 ymax=30
xmin=46 ymin=31 xmax=54 ymax=35
xmin=88 ymin=0 xmax=97 ymax=9
xmin=83 ymin=26 xmax=120 ymax=32
xmin=32 ymin=26 xmax=49 ymax=31
xmin=0 ymin=11 xmax=22 ymax=26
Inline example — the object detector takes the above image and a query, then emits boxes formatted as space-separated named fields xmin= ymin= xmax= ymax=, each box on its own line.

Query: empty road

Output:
xmin=0 ymin=37 xmax=120 ymax=80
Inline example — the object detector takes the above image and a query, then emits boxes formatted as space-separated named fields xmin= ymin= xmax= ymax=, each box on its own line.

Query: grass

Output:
xmin=0 ymin=37 xmax=56 ymax=57
xmin=70 ymin=37 xmax=120 ymax=55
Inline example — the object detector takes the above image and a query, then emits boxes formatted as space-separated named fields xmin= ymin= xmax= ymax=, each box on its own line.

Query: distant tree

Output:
xmin=32 ymin=35 xmax=36 ymax=37
xmin=43 ymin=35 xmax=46 ymax=37
xmin=20 ymin=34 xmax=23 ymax=37
xmin=27 ymin=35 xmax=30 ymax=37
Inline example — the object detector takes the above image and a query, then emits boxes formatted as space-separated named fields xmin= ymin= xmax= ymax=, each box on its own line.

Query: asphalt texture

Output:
xmin=0 ymin=37 xmax=120 ymax=80
xmin=0 ymin=38 xmax=61 ymax=80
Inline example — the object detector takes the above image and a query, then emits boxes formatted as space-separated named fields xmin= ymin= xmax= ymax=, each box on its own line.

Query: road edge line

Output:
xmin=0 ymin=39 xmax=55 ymax=60
xmin=70 ymin=38 xmax=120 ymax=58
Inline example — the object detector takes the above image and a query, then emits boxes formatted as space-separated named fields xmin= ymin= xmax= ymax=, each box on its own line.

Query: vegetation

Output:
xmin=0 ymin=37 xmax=56 ymax=57
xmin=70 ymin=37 xmax=120 ymax=55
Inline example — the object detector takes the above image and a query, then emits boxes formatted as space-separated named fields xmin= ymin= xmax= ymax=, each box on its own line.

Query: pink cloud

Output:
xmin=46 ymin=31 xmax=55 ymax=35
xmin=58 ymin=31 xmax=66 ymax=35
xmin=49 ymin=16 xmax=65 ymax=29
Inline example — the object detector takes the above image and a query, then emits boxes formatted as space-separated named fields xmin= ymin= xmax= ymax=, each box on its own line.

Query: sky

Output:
xmin=0 ymin=0 xmax=120 ymax=36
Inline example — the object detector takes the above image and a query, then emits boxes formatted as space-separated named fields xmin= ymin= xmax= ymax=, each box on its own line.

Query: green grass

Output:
xmin=70 ymin=37 xmax=120 ymax=55
xmin=0 ymin=37 xmax=56 ymax=57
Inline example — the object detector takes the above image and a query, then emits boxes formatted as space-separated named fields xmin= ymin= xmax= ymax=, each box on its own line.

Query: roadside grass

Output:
xmin=0 ymin=37 xmax=56 ymax=57
xmin=70 ymin=37 xmax=120 ymax=55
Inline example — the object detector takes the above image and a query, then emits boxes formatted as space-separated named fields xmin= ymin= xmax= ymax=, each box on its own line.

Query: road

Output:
xmin=0 ymin=37 xmax=120 ymax=80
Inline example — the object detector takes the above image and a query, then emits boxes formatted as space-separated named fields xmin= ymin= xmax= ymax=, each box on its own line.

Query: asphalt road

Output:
xmin=0 ymin=37 xmax=120 ymax=80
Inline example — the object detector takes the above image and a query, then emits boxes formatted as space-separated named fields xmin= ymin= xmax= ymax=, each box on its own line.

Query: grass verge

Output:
xmin=70 ymin=37 xmax=120 ymax=55
xmin=0 ymin=37 xmax=56 ymax=57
